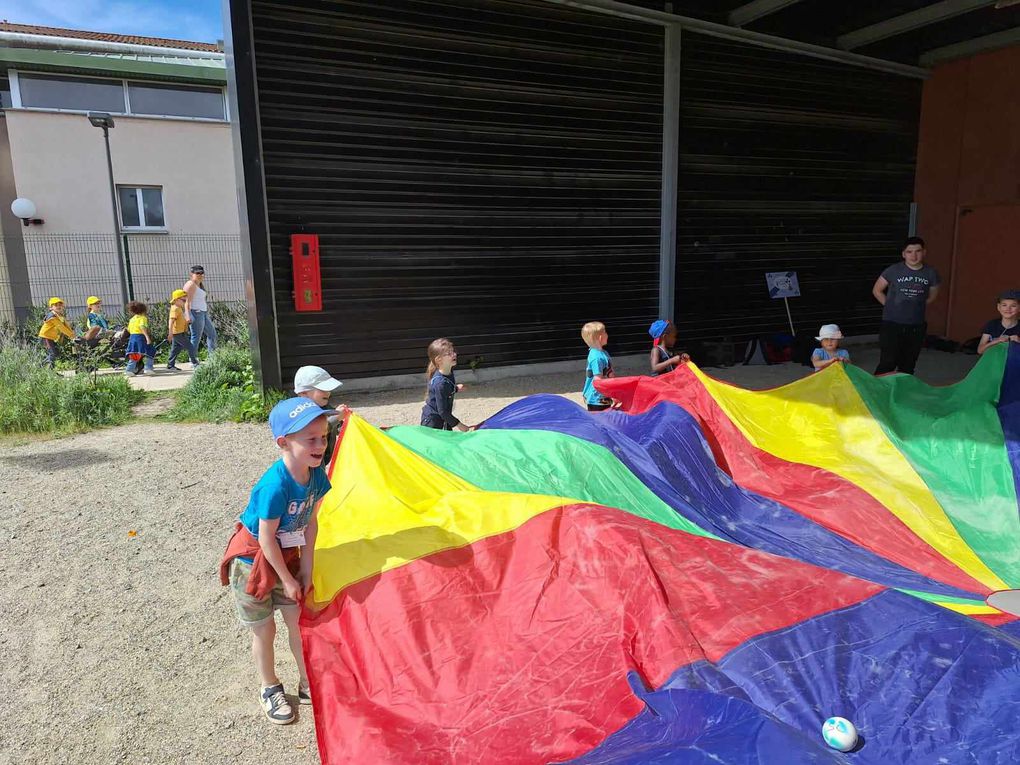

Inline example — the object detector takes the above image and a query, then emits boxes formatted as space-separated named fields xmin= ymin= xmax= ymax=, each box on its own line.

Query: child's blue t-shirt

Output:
xmin=237 ymin=458 xmax=331 ymax=561
xmin=811 ymin=347 xmax=850 ymax=371
xmin=583 ymin=348 xmax=613 ymax=405
xmin=87 ymin=313 xmax=109 ymax=330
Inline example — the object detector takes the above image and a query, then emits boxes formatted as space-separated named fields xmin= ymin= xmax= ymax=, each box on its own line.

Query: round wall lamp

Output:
xmin=11 ymin=198 xmax=44 ymax=226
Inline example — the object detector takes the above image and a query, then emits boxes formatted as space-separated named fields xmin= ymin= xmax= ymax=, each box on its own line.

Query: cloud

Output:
xmin=0 ymin=0 xmax=223 ymax=43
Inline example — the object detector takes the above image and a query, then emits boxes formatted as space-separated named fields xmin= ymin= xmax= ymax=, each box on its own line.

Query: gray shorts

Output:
xmin=228 ymin=558 xmax=298 ymax=627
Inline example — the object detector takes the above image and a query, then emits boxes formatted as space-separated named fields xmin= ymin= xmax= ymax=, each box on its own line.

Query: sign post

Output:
xmin=765 ymin=271 xmax=800 ymax=335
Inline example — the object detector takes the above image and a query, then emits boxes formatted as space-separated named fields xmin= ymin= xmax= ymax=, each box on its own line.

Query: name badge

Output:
xmin=277 ymin=529 xmax=306 ymax=548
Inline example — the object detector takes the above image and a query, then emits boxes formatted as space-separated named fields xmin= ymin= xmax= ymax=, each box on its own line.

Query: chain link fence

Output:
xmin=0 ymin=232 xmax=246 ymax=324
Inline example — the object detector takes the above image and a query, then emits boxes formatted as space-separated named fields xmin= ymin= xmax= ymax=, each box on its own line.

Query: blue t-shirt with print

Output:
xmin=583 ymin=348 xmax=613 ymax=406
xmin=87 ymin=313 xmax=109 ymax=330
xmin=238 ymin=459 xmax=331 ymax=561
xmin=811 ymin=347 xmax=850 ymax=372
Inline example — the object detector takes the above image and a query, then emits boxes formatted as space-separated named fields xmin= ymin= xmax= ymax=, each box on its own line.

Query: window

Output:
xmin=128 ymin=82 xmax=224 ymax=120
xmin=117 ymin=186 xmax=165 ymax=230
xmin=19 ymin=73 xmax=125 ymax=112
xmin=0 ymin=74 xmax=10 ymax=109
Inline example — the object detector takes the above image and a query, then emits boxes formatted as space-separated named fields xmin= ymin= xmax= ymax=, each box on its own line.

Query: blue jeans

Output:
xmin=41 ymin=338 xmax=59 ymax=367
xmin=167 ymin=332 xmax=198 ymax=367
xmin=189 ymin=309 xmax=217 ymax=353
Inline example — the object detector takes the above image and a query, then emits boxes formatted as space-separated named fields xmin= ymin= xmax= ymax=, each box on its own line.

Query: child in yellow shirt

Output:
xmin=167 ymin=289 xmax=198 ymax=371
xmin=125 ymin=301 xmax=155 ymax=376
xmin=38 ymin=297 xmax=75 ymax=367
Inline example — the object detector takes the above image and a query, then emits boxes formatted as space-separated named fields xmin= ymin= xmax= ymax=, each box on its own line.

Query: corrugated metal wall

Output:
xmin=675 ymin=33 xmax=921 ymax=344
xmin=249 ymin=0 xmax=663 ymax=380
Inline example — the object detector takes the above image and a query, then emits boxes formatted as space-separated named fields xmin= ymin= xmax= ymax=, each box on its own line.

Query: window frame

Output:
xmin=7 ymin=69 xmax=228 ymax=123
xmin=116 ymin=184 xmax=168 ymax=232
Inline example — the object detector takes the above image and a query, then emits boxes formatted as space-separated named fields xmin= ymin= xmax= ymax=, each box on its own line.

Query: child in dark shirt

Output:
xmin=977 ymin=290 xmax=1019 ymax=354
xmin=421 ymin=338 xmax=472 ymax=431
xmin=648 ymin=319 xmax=690 ymax=376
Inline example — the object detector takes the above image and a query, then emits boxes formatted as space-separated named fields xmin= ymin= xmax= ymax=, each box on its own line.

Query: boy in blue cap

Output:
xmin=219 ymin=397 xmax=334 ymax=725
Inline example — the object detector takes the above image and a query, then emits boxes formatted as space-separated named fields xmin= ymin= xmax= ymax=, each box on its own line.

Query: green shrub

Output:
xmin=167 ymin=346 xmax=284 ymax=424
xmin=0 ymin=341 xmax=143 ymax=434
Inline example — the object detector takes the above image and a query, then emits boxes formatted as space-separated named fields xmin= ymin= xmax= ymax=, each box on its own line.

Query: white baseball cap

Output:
xmin=816 ymin=324 xmax=844 ymax=341
xmin=293 ymin=365 xmax=343 ymax=393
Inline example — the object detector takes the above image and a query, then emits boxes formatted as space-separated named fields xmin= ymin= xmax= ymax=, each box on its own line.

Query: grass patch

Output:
xmin=166 ymin=346 xmax=285 ymax=424
xmin=0 ymin=342 xmax=144 ymax=435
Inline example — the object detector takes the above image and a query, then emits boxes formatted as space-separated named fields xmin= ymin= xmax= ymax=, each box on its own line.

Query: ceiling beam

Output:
xmin=920 ymin=24 xmax=1020 ymax=64
xmin=542 ymin=0 xmax=929 ymax=78
xmin=838 ymin=0 xmax=997 ymax=51
xmin=728 ymin=0 xmax=806 ymax=28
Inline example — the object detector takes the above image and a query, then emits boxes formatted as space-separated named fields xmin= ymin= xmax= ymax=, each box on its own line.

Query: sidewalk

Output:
xmin=60 ymin=365 xmax=195 ymax=392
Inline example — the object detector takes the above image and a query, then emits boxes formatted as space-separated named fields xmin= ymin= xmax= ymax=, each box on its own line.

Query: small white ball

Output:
xmin=821 ymin=716 xmax=858 ymax=752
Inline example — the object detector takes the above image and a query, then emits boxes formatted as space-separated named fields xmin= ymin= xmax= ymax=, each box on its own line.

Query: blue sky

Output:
xmin=0 ymin=0 xmax=223 ymax=43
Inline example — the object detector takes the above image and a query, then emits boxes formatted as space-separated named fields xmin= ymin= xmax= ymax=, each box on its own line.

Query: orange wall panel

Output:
xmin=914 ymin=45 xmax=1020 ymax=337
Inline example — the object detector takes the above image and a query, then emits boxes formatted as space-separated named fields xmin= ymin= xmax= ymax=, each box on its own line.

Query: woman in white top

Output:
xmin=183 ymin=264 xmax=217 ymax=355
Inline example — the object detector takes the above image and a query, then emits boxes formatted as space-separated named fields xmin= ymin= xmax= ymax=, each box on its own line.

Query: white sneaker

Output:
xmin=260 ymin=684 xmax=295 ymax=725
xmin=143 ymin=368 xmax=155 ymax=376
xmin=298 ymin=680 xmax=312 ymax=706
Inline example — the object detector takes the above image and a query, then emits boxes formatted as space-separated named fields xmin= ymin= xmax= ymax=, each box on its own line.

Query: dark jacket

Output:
xmin=421 ymin=371 xmax=460 ymax=429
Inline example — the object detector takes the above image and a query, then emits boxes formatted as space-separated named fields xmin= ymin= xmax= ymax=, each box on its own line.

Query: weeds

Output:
xmin=0 ymin=340 xmax=143 ymax=435
xmin=167 ymin=346 xmax=284 ymax=424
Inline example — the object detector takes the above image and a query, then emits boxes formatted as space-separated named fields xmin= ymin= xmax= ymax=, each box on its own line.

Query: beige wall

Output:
xmin=3 ymin=110 xmax=243 ymax=312
xmin=5 ymin=110 xmax=239 ymax=234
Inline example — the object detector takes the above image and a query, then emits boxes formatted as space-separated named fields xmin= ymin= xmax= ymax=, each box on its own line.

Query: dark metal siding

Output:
xmin=676 ymin=33 xmax=921 ymax=344
xmin=248 ymin=0 xmax=663 ymax=381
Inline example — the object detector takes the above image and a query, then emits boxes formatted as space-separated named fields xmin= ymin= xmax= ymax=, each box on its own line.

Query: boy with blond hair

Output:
xmin=219 ymin=397 xmax=334 ymax=724
xmin=581 ymin=321 xmax=614 ymax=411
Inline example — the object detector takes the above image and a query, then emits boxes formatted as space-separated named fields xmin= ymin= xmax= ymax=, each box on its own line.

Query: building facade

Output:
xmin=0 ymin=23 xmax=243 ymax=323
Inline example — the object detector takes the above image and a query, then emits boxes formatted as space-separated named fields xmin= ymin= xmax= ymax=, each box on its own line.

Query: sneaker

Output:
xmin=143 ymin=368 xmax=155 ymax=376
xmin=259 ymin=684 xmax=295 ymax=725
xmin=298 ymin=681 xmax=312 ymax=706
xmin=166 ymin=365 xmax=179 ymax=372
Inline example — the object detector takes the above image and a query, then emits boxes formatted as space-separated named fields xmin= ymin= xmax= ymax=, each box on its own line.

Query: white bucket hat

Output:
xmin=816 ymin=324 xmax=843 ymax=341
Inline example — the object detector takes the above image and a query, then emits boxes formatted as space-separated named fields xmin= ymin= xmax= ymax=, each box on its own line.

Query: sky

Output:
xmin=0 ymin=0 xmax=223 ymax=43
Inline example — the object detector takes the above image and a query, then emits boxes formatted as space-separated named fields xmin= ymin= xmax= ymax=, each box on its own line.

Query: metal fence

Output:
xmin=0 ymin=232 xmax=245 ymax=324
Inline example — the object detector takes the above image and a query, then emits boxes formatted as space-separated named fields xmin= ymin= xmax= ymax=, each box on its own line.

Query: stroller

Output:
xmin=71 ymin=327 xmax=165 ymax=375
xmin=70 ymin=326 xmax=129 ymax=374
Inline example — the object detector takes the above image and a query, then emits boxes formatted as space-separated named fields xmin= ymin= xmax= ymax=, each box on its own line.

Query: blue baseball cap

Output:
xmin=649 ymin=319 xmax=670 ymax=340
xmin=269 ymin=396 xmax=332 ymax=439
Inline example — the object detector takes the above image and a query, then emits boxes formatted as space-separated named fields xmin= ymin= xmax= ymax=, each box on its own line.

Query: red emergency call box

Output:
xmin=290 ymin=234 xmax=322 ymax=312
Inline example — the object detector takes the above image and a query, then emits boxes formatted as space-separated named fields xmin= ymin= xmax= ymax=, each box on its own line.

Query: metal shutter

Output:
xmin=247 ymin=0 xmax=663 ymax=381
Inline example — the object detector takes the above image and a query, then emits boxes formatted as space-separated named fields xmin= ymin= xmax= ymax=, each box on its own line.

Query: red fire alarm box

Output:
xmin=290 ymin=234 xmax=322 ymax=312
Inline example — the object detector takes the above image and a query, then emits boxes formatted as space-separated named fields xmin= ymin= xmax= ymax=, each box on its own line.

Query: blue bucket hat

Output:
xmin=648 ymin=319 xmax=670 ymax=340
xmin=269 ymin=396 xmax=332 ymax=439
xmin=998 ymin=290 xmax=1019 ymax=302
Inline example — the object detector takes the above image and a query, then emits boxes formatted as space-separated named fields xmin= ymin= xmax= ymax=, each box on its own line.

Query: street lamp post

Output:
xmin=87 ymin=112 xmax=130 ymax=306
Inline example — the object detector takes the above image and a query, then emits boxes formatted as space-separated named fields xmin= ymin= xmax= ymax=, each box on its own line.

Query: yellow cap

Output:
xmin=171 ymin=289 xmax=187 ymax=301
xmin=86 ymin=295 xmax=102 ymax=306
xmin=48 ymin=297 xmax=64 ymax=306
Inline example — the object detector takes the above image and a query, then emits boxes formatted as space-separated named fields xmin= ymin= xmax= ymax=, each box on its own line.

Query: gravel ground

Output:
xmin=0 ymin=348 xmax=977 ymax=764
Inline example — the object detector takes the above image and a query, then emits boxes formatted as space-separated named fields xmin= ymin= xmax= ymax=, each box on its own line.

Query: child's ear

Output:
xmin=275 ymin=435 xmax=288 ymax=448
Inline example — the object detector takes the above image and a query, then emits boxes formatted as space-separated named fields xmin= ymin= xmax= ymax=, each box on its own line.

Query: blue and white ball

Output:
xmin=821 ymin=717 xmax=858 ymax=752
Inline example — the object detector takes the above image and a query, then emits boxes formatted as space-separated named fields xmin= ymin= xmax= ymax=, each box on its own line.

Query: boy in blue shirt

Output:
xmin=219 ymin=397 xmax=333 ymax=725
xmin=581 ymin=321 xmax=614 ymax=411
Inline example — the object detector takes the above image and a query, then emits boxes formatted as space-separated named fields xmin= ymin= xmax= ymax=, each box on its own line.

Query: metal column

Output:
xmin=659 ymin=24 xmax=681 ymax=319
xmin=224 ymin=0 xmax=283 ymax=390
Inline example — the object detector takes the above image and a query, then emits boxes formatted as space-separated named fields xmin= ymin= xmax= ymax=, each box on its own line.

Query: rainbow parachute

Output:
xmin=301 ymin=345 xmax=1020 ymax=764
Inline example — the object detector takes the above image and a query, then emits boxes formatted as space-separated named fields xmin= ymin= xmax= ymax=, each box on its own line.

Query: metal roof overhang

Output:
xmin=543 ymin=0 xmax=1020 ymax=74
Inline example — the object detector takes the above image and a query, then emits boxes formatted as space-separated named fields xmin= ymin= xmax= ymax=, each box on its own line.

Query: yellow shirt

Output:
xmin=127 ymin=315 xmax=149 ymax=335
xmin=38 ymin=313 xmax=75 ymax=341
xmin=169 ymin=304 xmax=188 ymax=335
